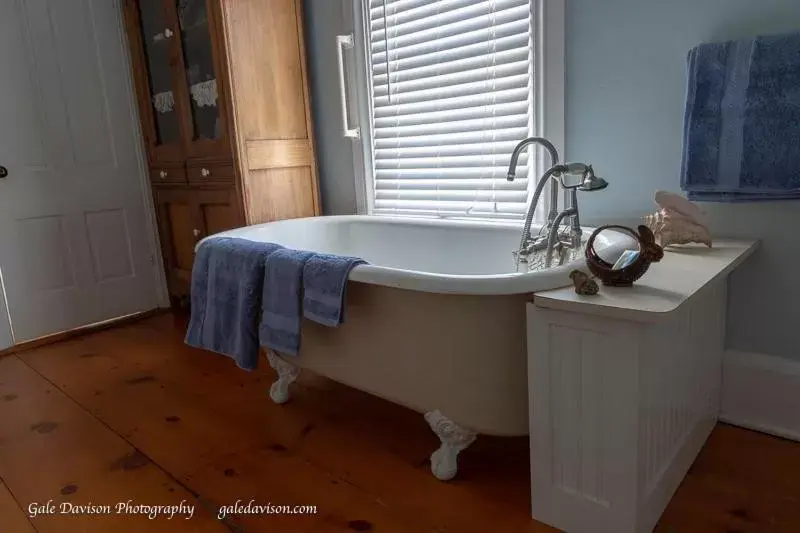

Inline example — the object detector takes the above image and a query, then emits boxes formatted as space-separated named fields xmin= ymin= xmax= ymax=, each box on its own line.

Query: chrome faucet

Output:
xmin=543 ymin=163 xmax=608 ymax=268
xmin=506 ymin=138 xmax=608 ymax=270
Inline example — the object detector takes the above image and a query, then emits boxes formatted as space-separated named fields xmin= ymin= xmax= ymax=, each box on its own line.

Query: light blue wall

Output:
xmin=304 ymin=0 xmax=800 ymax=360
xmin=305 ymin=0 xmax=359 ymax=215
xmin=567 ymin=0 xmax=800 ymax=360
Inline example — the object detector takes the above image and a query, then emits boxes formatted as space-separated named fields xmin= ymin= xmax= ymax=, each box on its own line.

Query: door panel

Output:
xmin=0 ymin=0 xmax=161 ymax=343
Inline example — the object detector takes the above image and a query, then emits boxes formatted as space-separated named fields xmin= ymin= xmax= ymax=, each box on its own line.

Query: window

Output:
xmin=353 ymin=0 xmax=563 ymax=222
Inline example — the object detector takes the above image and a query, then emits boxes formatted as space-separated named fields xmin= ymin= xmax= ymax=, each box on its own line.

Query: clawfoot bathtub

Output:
xmin=210 ymin=215 xmax=602 ymax=480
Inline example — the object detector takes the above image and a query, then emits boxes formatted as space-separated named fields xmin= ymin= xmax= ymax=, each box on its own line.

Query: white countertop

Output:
xmin=533 ymin=239 xmax=759 ymax=322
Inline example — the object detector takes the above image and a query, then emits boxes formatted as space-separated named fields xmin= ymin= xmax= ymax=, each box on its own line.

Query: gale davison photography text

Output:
xmin=27 ymin=499 xmax=319 ymax=521
xmin=28 ymin=500 xmax=196 ymax=520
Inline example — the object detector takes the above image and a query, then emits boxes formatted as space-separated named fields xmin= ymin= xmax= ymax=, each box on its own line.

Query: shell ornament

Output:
xmin=644 ymin=191 xmax=712 ymax=248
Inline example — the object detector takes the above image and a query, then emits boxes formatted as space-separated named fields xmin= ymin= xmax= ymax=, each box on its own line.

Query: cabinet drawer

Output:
xmin=150 ymin=166 xmax=187 ymax=186
xmin=188 ymin=163 xmax=235 ymax=185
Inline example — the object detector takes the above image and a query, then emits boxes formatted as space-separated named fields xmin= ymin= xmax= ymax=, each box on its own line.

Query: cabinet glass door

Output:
xmin=137 ymin=0 xmax=182 ymax=153
xmin=176 ymin=0 xmax=223 ymax=145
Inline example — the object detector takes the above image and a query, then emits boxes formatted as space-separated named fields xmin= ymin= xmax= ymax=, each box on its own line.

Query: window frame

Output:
xmin=348 ymin=0 xmax=565 ymax=225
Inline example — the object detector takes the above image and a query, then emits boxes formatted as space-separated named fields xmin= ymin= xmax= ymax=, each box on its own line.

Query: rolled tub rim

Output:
xmin=202 ymin=214 xmax=597 ymax=296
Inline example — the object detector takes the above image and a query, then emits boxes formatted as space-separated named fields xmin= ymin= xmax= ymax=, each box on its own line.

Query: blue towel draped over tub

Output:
xmin=680 ymin=31 xmax=800 ymax=201
xmin=259 ymin=250 xmax=365 ymax=356
xmin=303 ymin=253 xmax=366 ymax=327
xmin=185 ymin=238 xmax=283 ymax=371
xmin=259 ymin=248 xmax=316 ymax=356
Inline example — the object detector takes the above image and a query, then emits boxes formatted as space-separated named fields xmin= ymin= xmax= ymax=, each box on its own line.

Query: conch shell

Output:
xmin=644 ymin=191 xmax=712 ymax=248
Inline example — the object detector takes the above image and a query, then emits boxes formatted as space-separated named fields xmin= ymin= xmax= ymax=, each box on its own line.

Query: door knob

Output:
xmin=192 ymin=229 xmax=201 ymax=237
xmin=0 ymin=166 xmax=7 ymax=178
xmin=159 ymin=170 xmax=167 ymax=179
xmin=164 ymin=28 xmax=174 ymax=39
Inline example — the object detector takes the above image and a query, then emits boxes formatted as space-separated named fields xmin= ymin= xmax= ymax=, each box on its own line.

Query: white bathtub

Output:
xmin=212 ymin=215 xmax=589 ymax=294
xmin=209 ymin=215 xmax=609 ymax=480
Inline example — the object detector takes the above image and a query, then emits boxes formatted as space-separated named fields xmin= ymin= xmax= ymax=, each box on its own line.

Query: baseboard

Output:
xmin=720 ymin=350 xmax=800 ymax=442
xmin=0 ymin=308 xmax=166 ymax=358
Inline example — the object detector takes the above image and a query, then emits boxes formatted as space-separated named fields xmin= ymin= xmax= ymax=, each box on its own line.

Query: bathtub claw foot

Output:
xmin=424 ymin=410 xmax=477 ymax=481
xmin=266 ymin=350 xmax=300 ymax=404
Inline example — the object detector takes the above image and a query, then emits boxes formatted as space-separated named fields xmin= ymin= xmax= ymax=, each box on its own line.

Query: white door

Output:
xmin=0 ymin=0 xmax=162 ymax=345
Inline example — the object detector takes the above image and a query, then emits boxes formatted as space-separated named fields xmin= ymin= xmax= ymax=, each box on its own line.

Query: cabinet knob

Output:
xmin=193 ymin=229 xmax=201 ymax=237
xmin=159 ymin=170 xmax=167 ymax=179
xmin=164 ymin=28 xmax=174 ymax=39
xmin=200 ymin=167 xmax=211 ymax=177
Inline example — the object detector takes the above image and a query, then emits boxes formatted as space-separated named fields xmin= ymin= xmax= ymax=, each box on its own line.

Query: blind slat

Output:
xmin=366 ymin=0 xmax=535 ymax=220
xmin=374 ymin=86 xmax=528 ymax=118
xmin=375 ymin=154 xmax=528 ymax=169
xmin=369 ymin=0 xmax=483 ymax=23
xmin=373 ymin=73 xmax=529 ymax=105
xmin=370 ymin=0 xmax=506 ymax=25
xmin=370 ymin=0 xmax=526 ymax=34
xmin=373 ymin=47 xmax=529 ymax=86
xmin=374 ymin=199 xmax=529 ymax=214
xmin=373 ymin=60 xmax=530 ymax=96
xmin=374 ymin=114 xmax=528 ymax=139
xmin=375 ymin=167 xmax=528 ymax=180
xmin=370 ymin=17 xmax=529 ymax=60
xmin=373 ymin=126 xmax=530 ymax=149
xmin=375 ymin=190 xmax=528 ymax=202
xmin=374 ymin=101 xmax=528 ymax=128
xmin=371 ymin=4 xmax=529 ymax=51
xmin=372 ymin=32 xmax=528 ymax=74
xmin=374 ymin=140 xmax=525 ymax=159
xmin=375 ymin=177 xmax=529 ymax=190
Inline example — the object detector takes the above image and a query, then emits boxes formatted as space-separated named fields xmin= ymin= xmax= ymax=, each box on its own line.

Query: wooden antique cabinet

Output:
xmin=123 ymin=0 xmax=320 ymax=303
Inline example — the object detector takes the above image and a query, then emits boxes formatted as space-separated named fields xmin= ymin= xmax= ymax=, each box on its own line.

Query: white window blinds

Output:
xmin=366 ymin=0 xmax=534 ymax=220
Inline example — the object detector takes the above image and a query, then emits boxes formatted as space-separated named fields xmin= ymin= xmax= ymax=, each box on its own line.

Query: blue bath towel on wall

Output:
xmin=303 ymin=253 xmax=366 ymax=327
xmin=680 ymin=31 xmax=800 ymax=201
xmin=185 ymin=238 xmax=283 ymax=371
xmin=259 ymin=248 xmax=316 ymax=356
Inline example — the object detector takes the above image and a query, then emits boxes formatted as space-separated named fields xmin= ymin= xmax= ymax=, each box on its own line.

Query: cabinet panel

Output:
xmin=124 ymin=0 xmax=185 ymax=165
xmin=222 ymin=0 xmax=308 ymax=140
xmin=153 ymin=188 xmax=196 ymax=296
xmin=220 ymin=0 xmax=321 ymax=222
xmin=173 ymin=0 xmax=232 ymax=161
xmin=246 ymin=168 xmax=316 ymax=224
xmin=168 ymin=203 xmax=196 ymax=273
xmin=195 ymin=189 xmax=242 ymax=237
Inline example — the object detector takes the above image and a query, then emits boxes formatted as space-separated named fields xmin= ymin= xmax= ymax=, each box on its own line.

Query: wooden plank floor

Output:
xmin=0 ymin=314 xmax=799 ymax=532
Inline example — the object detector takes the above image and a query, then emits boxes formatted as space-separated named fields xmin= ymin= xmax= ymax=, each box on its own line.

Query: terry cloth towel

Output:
xmin=680 ymin=31 xmax=800 ymax=202
xmin=185 ymin=238 xmax=283 ymax=371
xmin=302 ymin=253 xmax=366 ymax=327
xmin=259 ymin=248 xmax=316 ymax=356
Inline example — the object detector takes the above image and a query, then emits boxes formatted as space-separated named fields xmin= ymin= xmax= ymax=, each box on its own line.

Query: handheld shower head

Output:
xmin=557 ymin=163 xmax=608 ymax=191
xmin=579 ymin=174 xmax=608 ymax=191
xmin=578 ymin=166 xmax=608 ymax=191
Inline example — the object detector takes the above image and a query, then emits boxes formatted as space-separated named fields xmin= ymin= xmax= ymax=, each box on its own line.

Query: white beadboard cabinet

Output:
xmin=526 ymin=240 xmax=758 ymax=533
